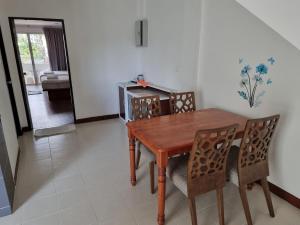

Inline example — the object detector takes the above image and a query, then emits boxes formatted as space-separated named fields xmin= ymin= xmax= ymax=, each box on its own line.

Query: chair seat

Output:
xmin=136 ymin=141 xmax=156 ymax=161
xmin=166 ymin=155 xmax=189 ymax=196
xmin=167 ymin=146 xmax=241 ymax=197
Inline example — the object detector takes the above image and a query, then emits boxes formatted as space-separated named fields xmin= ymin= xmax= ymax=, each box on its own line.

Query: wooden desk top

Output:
xmin=127 ymin=108 xmax=248 ymax=155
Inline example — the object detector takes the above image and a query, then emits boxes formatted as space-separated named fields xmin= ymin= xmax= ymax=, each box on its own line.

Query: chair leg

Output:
xmin=188 ymin=197 xmax=198 ymax=225
xmin=136 ymin=150 xmax=141 ymax=169
xmin=260 ymin=178 xmax=275 ymax=217
xmin=216 ymin=188 xmax=225 ymax=225
xmin=149 ymin=161 xmax=155 ymax=194
xmin=239 ymin=185 xmax=253 ymax=225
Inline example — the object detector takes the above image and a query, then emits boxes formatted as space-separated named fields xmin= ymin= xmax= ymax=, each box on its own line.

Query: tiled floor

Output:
xmin=1 ymin=119 xmax=299 ymax=225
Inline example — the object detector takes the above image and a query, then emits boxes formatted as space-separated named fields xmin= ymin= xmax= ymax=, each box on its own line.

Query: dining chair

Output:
xmin=131 ymin=95 xmax=161 ymax=194
xmin=169 ymin=92 xmax=196 ymax=114
xmin=227 ymin=115 xmax=280 ymax=225
xmin=167 ymin=124 xmax=238 ymax=225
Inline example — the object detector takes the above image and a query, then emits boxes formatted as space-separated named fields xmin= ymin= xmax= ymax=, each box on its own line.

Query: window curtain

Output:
xmin=43 ymin=27 xmax=67 ymax=71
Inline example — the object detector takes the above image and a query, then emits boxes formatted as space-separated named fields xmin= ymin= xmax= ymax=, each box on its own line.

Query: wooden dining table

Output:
xmin=126 ymin=108 xmax=248 ymax=225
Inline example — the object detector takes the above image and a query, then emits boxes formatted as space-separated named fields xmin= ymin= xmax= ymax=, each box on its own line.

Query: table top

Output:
xmin=127 ymin=108 xmax=248 ymax=156
xmin=127 ymin=89 xmax=169 ymax=100
xmin=118 ymin=81 xmax=177 ymax=93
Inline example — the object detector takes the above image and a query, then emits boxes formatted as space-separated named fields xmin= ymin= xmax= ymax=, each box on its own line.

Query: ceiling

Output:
xmin=14 ymin=19 xmax=62 ymax=28
xmin=236 ymin=0 xmax=300 ymax=51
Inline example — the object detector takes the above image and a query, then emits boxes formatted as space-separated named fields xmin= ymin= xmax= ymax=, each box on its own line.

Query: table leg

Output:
xmin=157 ymin=153 xmax=168 ymax=225
xmin=129 ymin=138 xmax=136 ymax=186
xmin=157 ymin=167 xmax=166 ymax=225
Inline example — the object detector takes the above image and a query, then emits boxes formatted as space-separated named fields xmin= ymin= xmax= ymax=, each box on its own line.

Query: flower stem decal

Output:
xmin=237 ymin=58 xmax=275 ymax=108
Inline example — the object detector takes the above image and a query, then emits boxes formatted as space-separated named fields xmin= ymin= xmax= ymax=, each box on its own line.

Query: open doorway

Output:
xmin=9 ymin=18 xmax=75 ymax=130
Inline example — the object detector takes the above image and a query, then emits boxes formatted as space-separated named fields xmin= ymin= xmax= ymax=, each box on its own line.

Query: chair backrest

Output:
xmin=237 ymin=115 xmax=280 ymax=184
xmin=131 ymin=95 xmax=161 ymax=121
xmin=169 ymin=92 xmax=196 ymax=114
xmin=187 ymin=124 xmax=238 ymax=196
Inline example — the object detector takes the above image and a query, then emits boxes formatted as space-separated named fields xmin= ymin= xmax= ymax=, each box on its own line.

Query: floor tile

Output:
xmin=54 ymin=174 xmax=85 ymax=193
xmin=0 ymin=212 xmax=21 ymax=225
xmin=58 ymin=203 xmax=98 ymax=225
xmin=20 ymin=194 xmax=59 ymax=223
xmin=57 ymin=188 xmax=90 ymax=210
xmin=100 ymin=213 xmax=137 ymax=225
xmin=2 ymin=119 xmax=297 ymax=225
xmin=22 ymin=213 xmax=60 ymax=225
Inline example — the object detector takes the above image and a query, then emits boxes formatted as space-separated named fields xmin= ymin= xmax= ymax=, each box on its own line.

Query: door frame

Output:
xmin=8 ymin=17 xmax=76 ymax=130
xmin=0 ymin=26 xmax=22 ymax=136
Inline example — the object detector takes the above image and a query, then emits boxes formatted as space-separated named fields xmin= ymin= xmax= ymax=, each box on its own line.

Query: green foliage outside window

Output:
xmin=17 ymin=34 xmax=31 ymax=64
xmin=17 ymin=33 xmax=48 ymax=64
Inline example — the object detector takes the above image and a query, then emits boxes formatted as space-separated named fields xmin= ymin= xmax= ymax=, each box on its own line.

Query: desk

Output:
xmin=127 ymin=108 xmax=248 ymax=224
xmin=118 ymin=82 xmax=177 ymax=121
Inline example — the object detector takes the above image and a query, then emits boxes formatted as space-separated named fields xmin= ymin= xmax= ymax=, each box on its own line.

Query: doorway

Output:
xmin=9 ymin=18 xmax=76 ymax=130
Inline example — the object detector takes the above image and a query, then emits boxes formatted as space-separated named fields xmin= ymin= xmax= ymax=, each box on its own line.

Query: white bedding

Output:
xmin=40 ymin=71 xmax=70 ymax=90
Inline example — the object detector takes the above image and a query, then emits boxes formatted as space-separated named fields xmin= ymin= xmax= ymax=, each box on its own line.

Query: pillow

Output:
xmin=44 ymin=71 xmax=54 ymax=74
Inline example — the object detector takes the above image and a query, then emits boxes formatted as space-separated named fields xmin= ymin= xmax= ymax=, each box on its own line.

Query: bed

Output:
xmin=40 ymin=71 xmax=71 ymax=101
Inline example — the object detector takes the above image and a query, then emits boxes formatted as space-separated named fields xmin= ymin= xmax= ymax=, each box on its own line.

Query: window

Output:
xmin=29 ymin=34 xmax=49 ymax=65
xmin=17 ymin=33 xmax=50 ymax=85
xmin=17 ymin=33 xmax=32 ymax=65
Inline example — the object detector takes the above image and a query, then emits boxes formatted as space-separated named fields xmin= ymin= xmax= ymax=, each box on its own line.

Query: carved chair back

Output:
xmin=131 ymin=95 xmax=161 ymax=121
xmin=187 ymin=124 xmax=238 ymax=197
xmin=237 ymin=115 xmax=280 ymax=185
xmin=169 ymin=92 xmax=196 ymax=114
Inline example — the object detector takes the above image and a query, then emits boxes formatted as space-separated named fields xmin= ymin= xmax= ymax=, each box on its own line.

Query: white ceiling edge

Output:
xmin=236 ymin=0 xmax=300 ymax=51
xmin=14 ymin=19 xmax=62 ymax=28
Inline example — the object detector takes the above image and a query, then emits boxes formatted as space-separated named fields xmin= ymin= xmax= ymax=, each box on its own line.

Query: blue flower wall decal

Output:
xmin=238 ymin=91 xmax=248 ymax=100
xmin=256 ymin=64 xmax=268 ymax=74
xmin=241 ymin=65 xmax=251 ymax=76
xmin=268 ymin=57 xmax=275 ymax=65
xmin=237 ymin=57 xmax=275 ymax=108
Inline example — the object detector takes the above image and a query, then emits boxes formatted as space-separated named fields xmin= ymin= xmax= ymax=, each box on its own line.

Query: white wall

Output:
xmin=141 ymin=0 xmax=202 ymax=91
xmin=0 ymin=51 xmax=19 ymax=177
xmin=199 ymin=0 xmax=300 ymax=197
xmin=0 ymin=0 xmax=202 ymax=124
xmin=0 ymin=0 xmax=140 ymax=121
xmin=236 ymin=0 xmax=300 ymax=51
xmin=0 ymin=0 xmax=28 ymax=127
